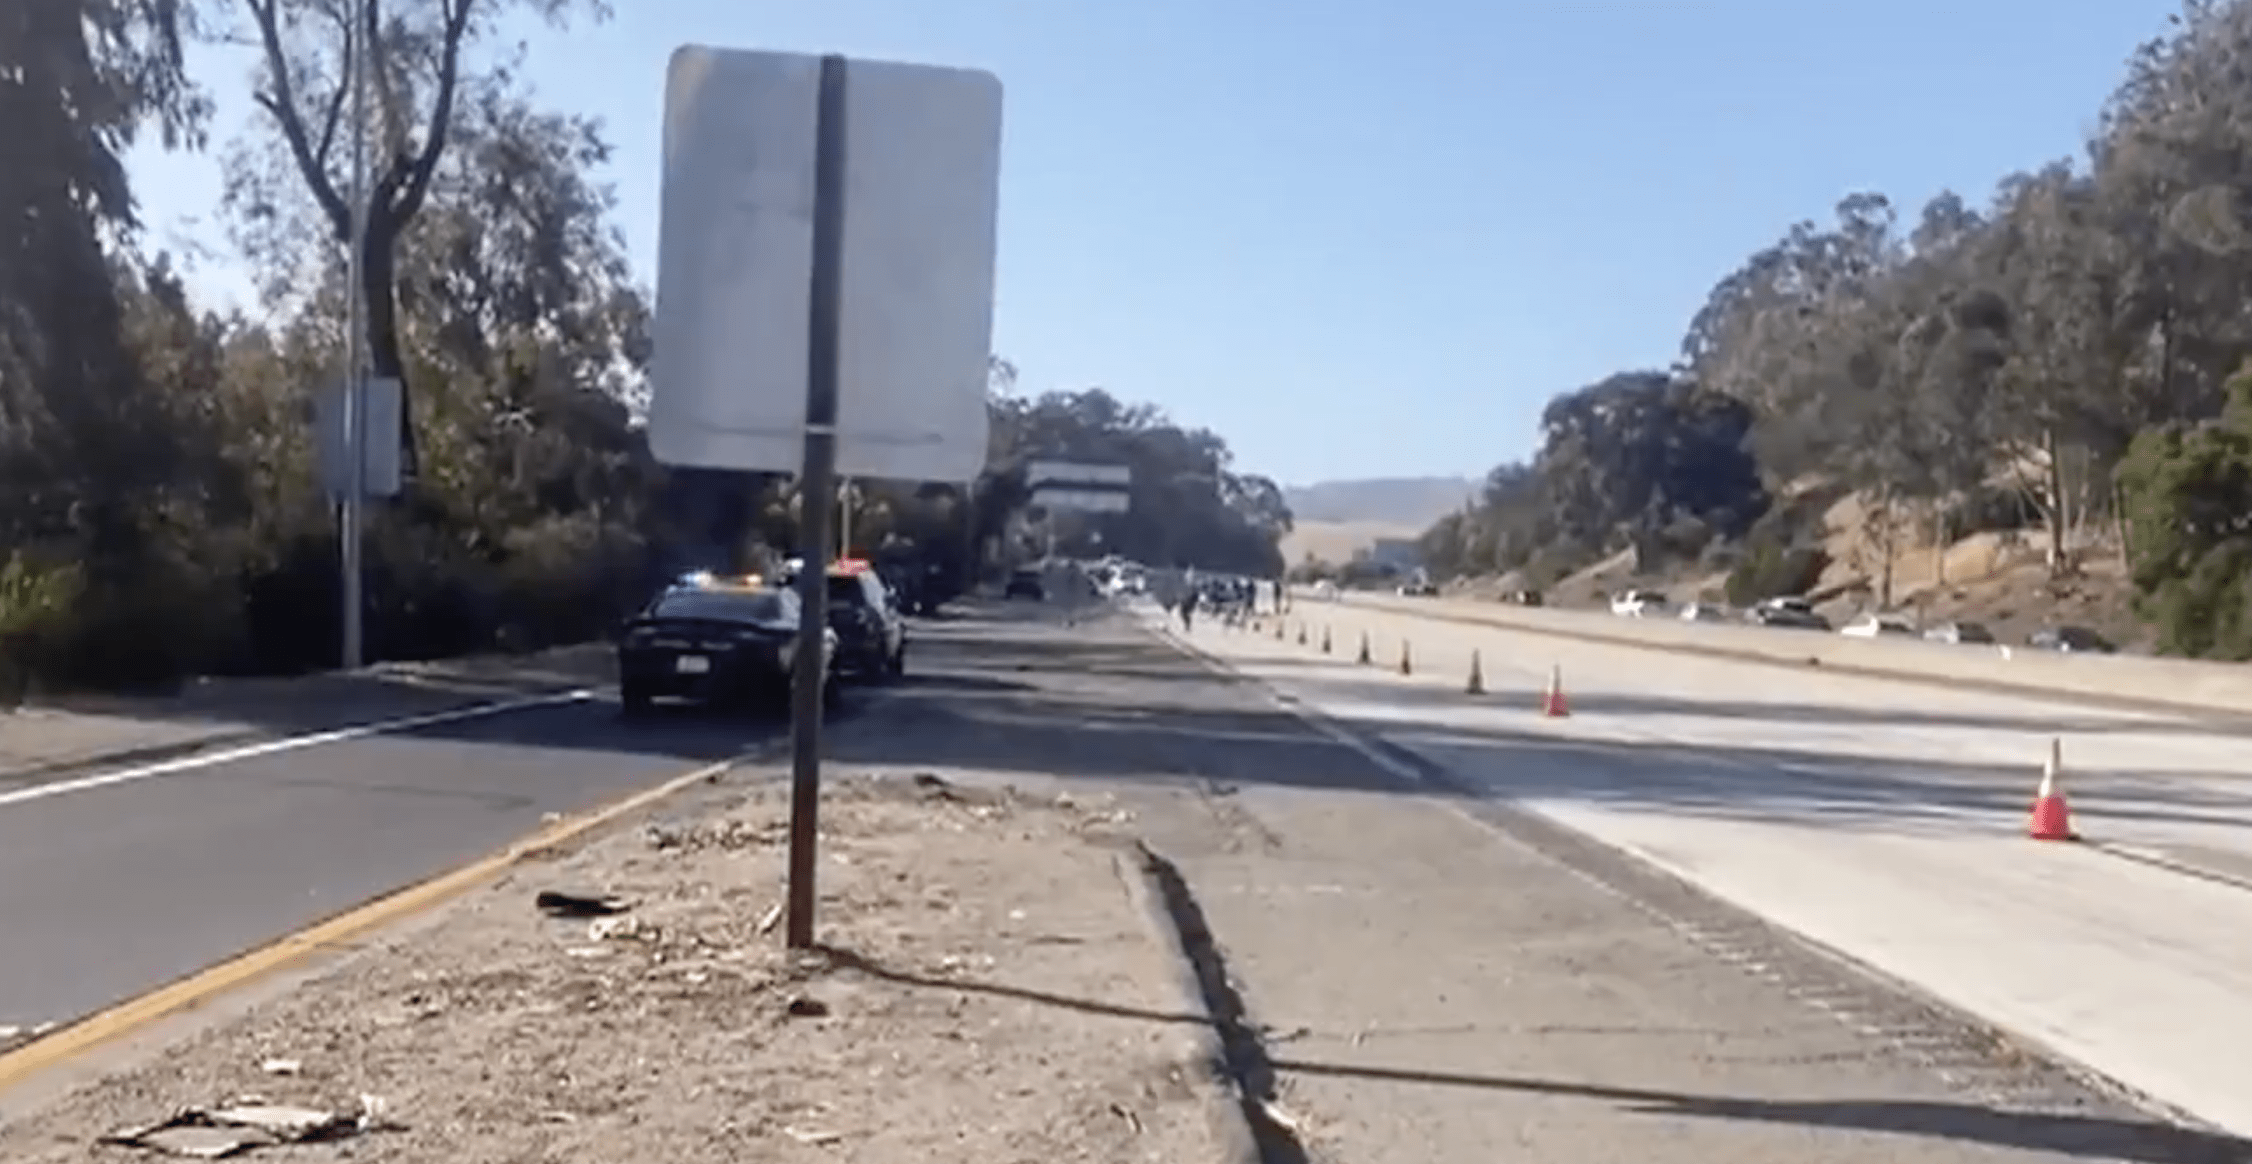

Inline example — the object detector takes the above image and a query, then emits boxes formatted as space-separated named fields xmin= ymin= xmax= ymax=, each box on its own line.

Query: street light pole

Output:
xmin=339 ymin=0 xmax=370 ymax=670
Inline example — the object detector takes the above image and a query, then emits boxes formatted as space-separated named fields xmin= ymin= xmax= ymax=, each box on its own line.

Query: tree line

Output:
xmin=1422 ymin=1 xmax=2252 ymax=658
xmin=1 ymin=0 xmax=1288 ymax=699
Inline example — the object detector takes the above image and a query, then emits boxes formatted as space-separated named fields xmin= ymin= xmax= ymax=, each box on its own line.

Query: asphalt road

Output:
xmin=5 ymin=596 xmax=2238 ymax=1161
xmin=0 ymin=677 xmax=794 ymax=1030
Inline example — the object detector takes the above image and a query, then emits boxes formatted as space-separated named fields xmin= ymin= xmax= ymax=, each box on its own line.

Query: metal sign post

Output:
xmin=338 ymin=0 xmax=369 ymax=671
xmin=784 ymin=55 xmax=849 ymax=951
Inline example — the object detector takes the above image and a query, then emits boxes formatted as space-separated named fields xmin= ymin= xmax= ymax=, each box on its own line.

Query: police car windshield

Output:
xmin=651 ymin=589 xmax=788 ymax=624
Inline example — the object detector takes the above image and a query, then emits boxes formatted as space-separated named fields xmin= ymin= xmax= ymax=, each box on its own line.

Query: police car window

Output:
xmin=653 ymin=589 xmax=789 ymax=624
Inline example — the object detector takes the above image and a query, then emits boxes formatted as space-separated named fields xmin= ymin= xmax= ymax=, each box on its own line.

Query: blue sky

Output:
xmin=128 ymin=0 xmax=2179 ymax=488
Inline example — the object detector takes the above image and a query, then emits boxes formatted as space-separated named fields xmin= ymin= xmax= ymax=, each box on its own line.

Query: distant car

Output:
xmin=1506 ymin=589 xmax=1544 ymax=607
xmin=780 ymin=558 xmax=908 ymax=681
xmin=1839 ymin=612 xmax=1918 ymax=639
xmin=1678 ymin=601 xmax=1732 ymax=624
xmin=1924 ymin=620 xmax=1996 ymax=645
xmin=1746 ymin=596 xmax=1830 ymax=631
xmin=1397 ymin=579 xmax=1439 ymax=597
xmin=1004 ymin=568 xmax=1046 ymax=600
xmin=617 ymin=575 xmax=838 ymax=718
xmin=2027 ymin=625 xmax=2117 ymax=654
xmin=1610 ymin=589 xmax=1670 ymax=617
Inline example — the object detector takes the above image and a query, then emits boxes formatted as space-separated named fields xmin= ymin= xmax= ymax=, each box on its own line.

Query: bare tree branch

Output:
xmin=391 ymin=0 xmax=474 ymax=223
xmin=310 ymin=1 xmax=353 ymax=169
xmin=244 ymin=0 xmax=350 ymax=239
xmin=364 ymin=0 xmax=414 ymax=163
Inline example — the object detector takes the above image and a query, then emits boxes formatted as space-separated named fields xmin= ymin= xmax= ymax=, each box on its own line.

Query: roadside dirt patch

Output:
xmin=0 ymin=774 xmax=1224 ymax=1163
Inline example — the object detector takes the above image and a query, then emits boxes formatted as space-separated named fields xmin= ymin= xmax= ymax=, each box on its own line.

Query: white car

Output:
xmin=1678 ymin=601 xmax=1733 ymax=624
xmin=1839 ymin=612 xmax=1918 ymax=639
xmin=1610 ymin=589 xmax=1670 ymax=617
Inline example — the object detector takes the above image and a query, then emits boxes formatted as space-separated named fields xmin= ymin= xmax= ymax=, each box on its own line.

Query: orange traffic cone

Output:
xmin=2029 ymin=737 xmax=2076 ymax=842
xmin=1540 ymin=665 xmax=1571 ymax=717
xmin=1465 ymin=650 xmax=1485 ymax=695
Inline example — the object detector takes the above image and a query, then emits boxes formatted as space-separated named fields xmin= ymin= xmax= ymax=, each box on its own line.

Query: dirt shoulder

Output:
xmin=0 ymin=773 xmax=1225 ymax=1163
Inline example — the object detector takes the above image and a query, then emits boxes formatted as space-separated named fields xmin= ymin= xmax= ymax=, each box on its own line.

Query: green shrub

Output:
xmin=1725 ymin=543 xmax=1828 ymax=607
xmin=0 ymin=554 xmax=84 ymax=705
xmin=59 ymin=559 xmax=243 ymax=692
xmin=494 ymin=513 xmax=650 ymax=649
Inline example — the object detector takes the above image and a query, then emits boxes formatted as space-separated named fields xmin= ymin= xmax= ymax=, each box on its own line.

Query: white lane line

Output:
xmin=0 ymin=688 xmax=598 ymax=809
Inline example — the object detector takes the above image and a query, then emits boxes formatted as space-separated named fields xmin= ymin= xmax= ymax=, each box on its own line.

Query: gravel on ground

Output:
xmin=0 ymin=770 xmax=1225 ymax=1164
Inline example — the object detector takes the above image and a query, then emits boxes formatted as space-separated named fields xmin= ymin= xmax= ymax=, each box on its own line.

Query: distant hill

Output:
xmin=1283 ymin=476 xmax=1478 ymax=527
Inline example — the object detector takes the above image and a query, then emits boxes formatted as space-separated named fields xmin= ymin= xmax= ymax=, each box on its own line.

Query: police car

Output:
xmin=775 ymin=557 xmax=909 ymax=682
xmin=616 ymin=572 xmax=839 ymax=718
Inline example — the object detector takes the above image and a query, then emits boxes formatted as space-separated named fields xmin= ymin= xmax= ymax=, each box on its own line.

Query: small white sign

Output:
xmin=649 ymin=46 xmax=1004 ymax=483
xmin=1032 ymin=486 xmax=1132 ymax=514
xmin=676 ymin=655 xmax=712 ymax=674
xmin=1026 ymin=460 xmax=1132 ymax=488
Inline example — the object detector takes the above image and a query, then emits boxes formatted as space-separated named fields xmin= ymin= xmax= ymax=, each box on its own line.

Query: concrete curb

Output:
xmin=1114 ymin=847 xmax=1264 ymax=1164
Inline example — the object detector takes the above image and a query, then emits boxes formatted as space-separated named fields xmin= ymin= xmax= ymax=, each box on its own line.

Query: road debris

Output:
xmin=0 ymin=774 xmax=1225 ymax=1163
xmin=533 ymin=890 xmax=633 ymax=917
xmin=100 ymin=1096 xmax=392 ymax=1158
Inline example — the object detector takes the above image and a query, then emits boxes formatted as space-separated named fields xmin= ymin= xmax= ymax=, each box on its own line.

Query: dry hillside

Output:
xmin=1284 ymin=476 xmax=1476 ymax=525
xmin=1280 ymin=474 xmax=1474 ymax=567
xmin=1282 ymin=519 xmax=1418 ymax=567
xmin=1453 ymin=483 xmax=2147 ymax=652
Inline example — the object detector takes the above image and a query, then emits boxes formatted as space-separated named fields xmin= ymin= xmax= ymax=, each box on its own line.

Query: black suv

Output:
xmin=783 ymin=560 xmax=908 ymax=680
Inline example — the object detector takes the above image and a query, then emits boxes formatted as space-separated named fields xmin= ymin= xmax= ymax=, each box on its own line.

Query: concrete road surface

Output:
xmin=842 ymin=602 xmax=2237 ymax=1162
xmin=1171 ymin=595 xmax=2252 ymax=1139
xmin=0 ymin=690 xmax=786 ymax=1031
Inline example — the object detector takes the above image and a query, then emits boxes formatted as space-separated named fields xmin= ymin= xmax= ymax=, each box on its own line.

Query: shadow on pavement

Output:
xmin=815 ymin=608 xmax=1413 ymax=795
xmin=788 ymin=932 xmax=2252 ymax=1163
xmin=809 ymin=944 xmax=1211 ymax=1028
xmin=1271 ymin=1057 xmax=2251 ymax=1164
